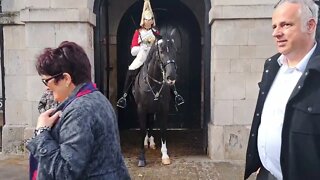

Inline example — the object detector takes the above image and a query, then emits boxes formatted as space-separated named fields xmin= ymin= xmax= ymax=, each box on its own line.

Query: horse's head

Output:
xmin=155 ymin=36 xmax=177 ymax=86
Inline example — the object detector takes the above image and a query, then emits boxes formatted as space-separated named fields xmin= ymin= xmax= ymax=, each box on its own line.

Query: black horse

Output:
xmin=132 ymin=32 xmax=178 ymax=167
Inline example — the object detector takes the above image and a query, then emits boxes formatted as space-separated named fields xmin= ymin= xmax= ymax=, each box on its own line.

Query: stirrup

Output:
xmin=175 ymin=94 xmax=184 ymax=106
xmin=117 ymin=94 xmax=127 ymax=108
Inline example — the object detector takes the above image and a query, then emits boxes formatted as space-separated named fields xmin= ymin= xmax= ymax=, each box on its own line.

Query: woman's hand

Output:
xmin=36 ymin=109 xmax=61 ymax=129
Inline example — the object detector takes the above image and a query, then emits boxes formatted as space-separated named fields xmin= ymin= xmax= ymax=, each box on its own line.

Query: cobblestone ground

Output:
xmin=0 ymin=130 xmax=257 ymax=180
xmin=0 ymin=154 xmax=29 ymax=180
xmin=0 ymin=154 xmax=257 ymax=180
xmin=126 ymin=155 xmax=247 ymax=180
xmin=121 ymin=130 xmax=257 ymax=180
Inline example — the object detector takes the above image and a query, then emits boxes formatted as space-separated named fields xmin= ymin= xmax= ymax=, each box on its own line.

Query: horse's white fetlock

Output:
xmin=144 ymin=134 xmax=149 ymax=148
xmin=161 ymin=141 xmax=171 ymax=165
xmin=149 ymin=136 xmax=156 ymax=149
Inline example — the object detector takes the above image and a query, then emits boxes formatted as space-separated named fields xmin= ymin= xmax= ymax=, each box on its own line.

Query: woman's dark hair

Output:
xmin=36 ymin=41 xmax=91 ymax=85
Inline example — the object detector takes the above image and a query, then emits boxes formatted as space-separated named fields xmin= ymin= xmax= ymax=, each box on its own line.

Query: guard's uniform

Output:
xmin=129 ymin=28 xmax=158 ymax=70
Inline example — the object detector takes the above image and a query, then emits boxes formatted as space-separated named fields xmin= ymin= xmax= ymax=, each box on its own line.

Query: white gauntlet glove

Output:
xmin=131 ymin=46 xmax=140 ymax=56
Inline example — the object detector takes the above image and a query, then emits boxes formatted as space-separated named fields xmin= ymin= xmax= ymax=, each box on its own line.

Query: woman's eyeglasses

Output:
xmin=42 ymin=73 xmax=63 ymax=86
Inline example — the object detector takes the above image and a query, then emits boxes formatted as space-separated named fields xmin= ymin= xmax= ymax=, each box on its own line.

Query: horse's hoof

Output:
xmin=138 ymin=160 xmax=146 ymax=167
xmin=149 ymin=144 xmax=156 ymax=150
xmin=144 ymin=145 xmax=149 ymax=149
xmin=162 ymin=158 xmax=171 ymax=165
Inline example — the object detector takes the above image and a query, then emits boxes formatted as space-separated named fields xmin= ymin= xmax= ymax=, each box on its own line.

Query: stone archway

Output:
xmin=93 ymin=0 xmax=211 ymax=152
xmin=117 ymin=0 xmax=202 ymax=130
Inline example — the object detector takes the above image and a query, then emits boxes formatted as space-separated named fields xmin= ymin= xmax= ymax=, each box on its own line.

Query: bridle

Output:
xmin=144 ymin=39 xmax=177 ymax=100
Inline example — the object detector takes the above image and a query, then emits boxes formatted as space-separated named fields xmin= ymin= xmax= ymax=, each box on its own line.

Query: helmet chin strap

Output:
xmin=143 ymin=24 xmax=152 ymax=29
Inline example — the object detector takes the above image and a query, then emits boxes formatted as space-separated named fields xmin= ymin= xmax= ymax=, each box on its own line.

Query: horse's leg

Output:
xmin=144 ymin=116 xmax=149 ymax=149
xmin=148 ymin=114 xmax=156 ymax=149
xmin=143 ymin=114 xmax=151 ymax=149
xmin=144 ymin=133 xmax=149 ymax=148
xmin=138 ymin=108 xmax=147 ymax=167
xmin=159 ymin=112 xmax=170 ymax=165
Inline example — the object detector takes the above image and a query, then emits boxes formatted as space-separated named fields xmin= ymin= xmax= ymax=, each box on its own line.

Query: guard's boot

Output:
xmin=117 ymin=70 xmax=138 ymax=108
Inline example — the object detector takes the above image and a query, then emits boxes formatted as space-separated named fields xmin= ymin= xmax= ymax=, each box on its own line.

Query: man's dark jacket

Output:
xmin=244 ymin=43 xmax=320 ymax=180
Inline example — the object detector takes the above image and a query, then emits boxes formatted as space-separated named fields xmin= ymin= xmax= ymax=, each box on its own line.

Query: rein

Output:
xmin=143 ymin=40 xmax=176 ymax=101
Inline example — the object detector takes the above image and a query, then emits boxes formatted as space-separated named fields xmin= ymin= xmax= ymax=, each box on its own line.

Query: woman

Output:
xmin=26 ymin=41 xmax=130 ymax=180
xmin=116 ymin=0 xmax=184 ymax=108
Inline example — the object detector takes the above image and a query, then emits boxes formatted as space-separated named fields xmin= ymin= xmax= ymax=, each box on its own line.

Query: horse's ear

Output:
xmin=168 ymin=28 xmax=181 ymax=53
xmin=170 ymin=28 xmax=176 ymax=37
xmin=157 ymin=39 xmax=164 ymax=45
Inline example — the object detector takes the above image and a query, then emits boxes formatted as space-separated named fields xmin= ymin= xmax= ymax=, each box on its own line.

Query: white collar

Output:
xmin=277 ymin=42 xmax=317 ymax=72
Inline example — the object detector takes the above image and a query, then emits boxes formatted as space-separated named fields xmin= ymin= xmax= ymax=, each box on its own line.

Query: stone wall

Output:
xmin=1 ymin=0 xmax=96 ymax=154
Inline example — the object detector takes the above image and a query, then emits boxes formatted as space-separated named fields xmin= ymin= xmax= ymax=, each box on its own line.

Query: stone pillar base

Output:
xmin=208 ymin=124 xmax=224 ymax=160
xmin=1 ymin=125 xmax=27 ymax=154
xmin=0 ymin=126 xmax=2 ymax=150
xmin=0 ymin=113 xmax=3 ymax=150
xmin=207 ymin=123 xmax=250 ymax=162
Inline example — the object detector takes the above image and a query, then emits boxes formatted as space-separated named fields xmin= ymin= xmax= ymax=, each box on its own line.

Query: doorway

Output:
xmin=117 ymin=0 xmax=202 ymax=130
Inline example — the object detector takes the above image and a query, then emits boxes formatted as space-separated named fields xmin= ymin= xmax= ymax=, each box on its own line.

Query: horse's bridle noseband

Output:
xmin=162 ymin=59 xmax=176 ymax=69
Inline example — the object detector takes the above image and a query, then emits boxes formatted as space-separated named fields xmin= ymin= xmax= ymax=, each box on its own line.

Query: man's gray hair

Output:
xmin=275 ymin=0 xmax=319 ymax=25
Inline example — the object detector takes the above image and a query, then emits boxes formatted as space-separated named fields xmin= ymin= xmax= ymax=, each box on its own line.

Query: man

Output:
xmin=245 ymin=0 xmax=319 ymax=179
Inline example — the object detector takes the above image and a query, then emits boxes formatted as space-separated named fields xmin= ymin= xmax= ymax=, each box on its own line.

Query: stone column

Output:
xmin=1 ymin=0 xmax=96 ymax=154
xmin=207 ymin=0 xmax=277 ymax=162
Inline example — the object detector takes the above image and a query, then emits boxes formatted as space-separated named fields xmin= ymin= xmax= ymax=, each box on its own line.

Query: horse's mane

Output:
xmin=144 ymin=43 xmax=158 ymax=66
xmin=144 ymin=35 xmax=171 ymax=66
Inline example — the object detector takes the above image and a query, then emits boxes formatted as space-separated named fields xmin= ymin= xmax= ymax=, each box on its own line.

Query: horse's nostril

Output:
xmin=167 ymin=76 xmax=175 ymax=81
xmin=167 ymin=79 xmax=176 ymax=85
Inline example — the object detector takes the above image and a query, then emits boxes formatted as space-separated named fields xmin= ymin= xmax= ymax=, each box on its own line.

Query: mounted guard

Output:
xmin=117 ymin=0 xmax=184 ymax=108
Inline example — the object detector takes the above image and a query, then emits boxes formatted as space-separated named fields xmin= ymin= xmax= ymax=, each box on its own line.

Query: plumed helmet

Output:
xmin=139 ymin=0 xmax=156 ymax=26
